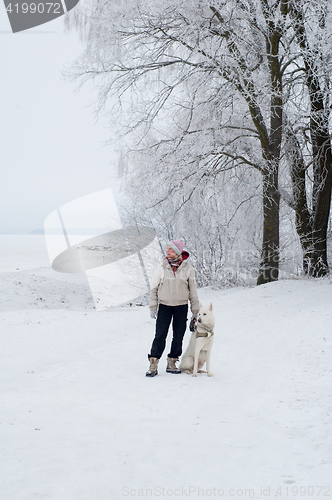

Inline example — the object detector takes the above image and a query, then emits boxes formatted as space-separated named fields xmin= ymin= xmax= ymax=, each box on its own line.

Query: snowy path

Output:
xmin=0 ymin=241 xmax=331 ymax=499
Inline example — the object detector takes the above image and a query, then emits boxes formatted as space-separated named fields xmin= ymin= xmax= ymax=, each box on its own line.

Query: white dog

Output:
xmin=180 ymin=302 xmax=215 ymax=377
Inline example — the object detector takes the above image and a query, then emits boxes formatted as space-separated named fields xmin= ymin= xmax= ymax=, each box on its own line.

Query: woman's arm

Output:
xmin=149 ymin=264 xmax=162 ymax=310
xmin=188 ymin=266 xmax=200 ymax=314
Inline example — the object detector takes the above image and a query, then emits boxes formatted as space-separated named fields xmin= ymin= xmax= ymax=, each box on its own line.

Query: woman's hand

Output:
xmin=189 ymin=314 xmax=197 ymax=331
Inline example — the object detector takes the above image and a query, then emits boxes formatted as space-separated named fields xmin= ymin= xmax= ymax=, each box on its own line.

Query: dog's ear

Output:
xmin=199 ymin=302 xmax=203 ymax=308
xmin=209 ymin=302 xmax=213 ymax=311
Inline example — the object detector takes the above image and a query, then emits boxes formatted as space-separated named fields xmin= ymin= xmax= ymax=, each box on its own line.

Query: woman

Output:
xmin=146 ymin=239 xmax=199 ymax=377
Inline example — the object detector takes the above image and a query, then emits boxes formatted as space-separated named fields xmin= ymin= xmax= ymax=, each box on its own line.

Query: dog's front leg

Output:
xmin=192 ymin=340 xmax=202 ymax=377
xmin=206 ymin=341 xmax=213 ymax=377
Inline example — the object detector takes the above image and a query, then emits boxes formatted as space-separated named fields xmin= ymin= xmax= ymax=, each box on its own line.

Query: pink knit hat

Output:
xmin=168 ymin=239 xmax=185 ymax=256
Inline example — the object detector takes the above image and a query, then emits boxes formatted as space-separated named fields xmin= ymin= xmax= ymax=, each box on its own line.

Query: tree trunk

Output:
xmin=288 ymin=125 xmax=332 ymax=276
xmin=290 ymin=0 xmax=332 ymax=276
xmin=310 ymin=154 xmax=332 ymax=276
xmin=257 ymin=169 xmax=280 ymax=284
xmin=257 ymin=22 xmax=283 ymax=285
xmin=286 ymin=128 xmax=312 ymax=273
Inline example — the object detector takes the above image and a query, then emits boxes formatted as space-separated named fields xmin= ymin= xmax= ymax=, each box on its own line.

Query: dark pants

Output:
xmin=149 ymin=304 xmax=188 ymax=359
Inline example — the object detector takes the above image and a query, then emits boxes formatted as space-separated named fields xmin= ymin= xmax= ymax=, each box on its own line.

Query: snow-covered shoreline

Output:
xmin=1 ymin=236 xmax=331 ymax=499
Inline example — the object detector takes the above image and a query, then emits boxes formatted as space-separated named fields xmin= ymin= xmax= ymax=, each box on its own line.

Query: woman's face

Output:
xmin=166 ymin=245 xmax=178 ymax=259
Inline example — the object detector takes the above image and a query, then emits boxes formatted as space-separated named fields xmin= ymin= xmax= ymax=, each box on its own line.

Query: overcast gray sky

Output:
xmin=0 ymin=6 xmax=119 ymax=234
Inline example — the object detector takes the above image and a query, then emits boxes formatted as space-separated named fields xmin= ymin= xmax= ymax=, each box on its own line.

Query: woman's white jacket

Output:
xmin=149 ymin=258 xmax=200 ymax=314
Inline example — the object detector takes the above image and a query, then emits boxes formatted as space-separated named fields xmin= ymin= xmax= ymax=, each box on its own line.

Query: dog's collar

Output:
xmin=196 ymin=325 xmax=214 ymax=338
xmin=196 ymin=331 xmax=214 ymax=338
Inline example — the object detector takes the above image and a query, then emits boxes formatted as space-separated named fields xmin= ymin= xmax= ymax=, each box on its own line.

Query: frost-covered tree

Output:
xmin=65 ymin=0 xmax=332 ymax=281
xmin=65 ymin=0 xmax=294 ymax=284
xmin=283 ymin=0 xmax=332 ymax=277
xmin=119 ymin=153 xmax=262 ymax=286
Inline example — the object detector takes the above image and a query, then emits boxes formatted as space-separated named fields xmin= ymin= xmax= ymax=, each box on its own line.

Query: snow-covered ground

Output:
xmin=0 ymin=235 xmax=331 ymax=500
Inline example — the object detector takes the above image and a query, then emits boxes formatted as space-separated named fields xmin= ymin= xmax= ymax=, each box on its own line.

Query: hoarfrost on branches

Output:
xmin=64 ymin=0 xmax=332 ymax=285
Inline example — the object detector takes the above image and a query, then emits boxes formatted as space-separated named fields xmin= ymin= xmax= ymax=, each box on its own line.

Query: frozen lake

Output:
xmin=0 ymin=235 xmax=50 ymax=271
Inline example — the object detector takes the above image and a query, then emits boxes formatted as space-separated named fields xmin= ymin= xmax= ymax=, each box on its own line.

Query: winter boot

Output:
xmin=146 ymin=357 xmax=159 ymax=377
xmin=166 ymin=357 xmax=181 ymax=374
